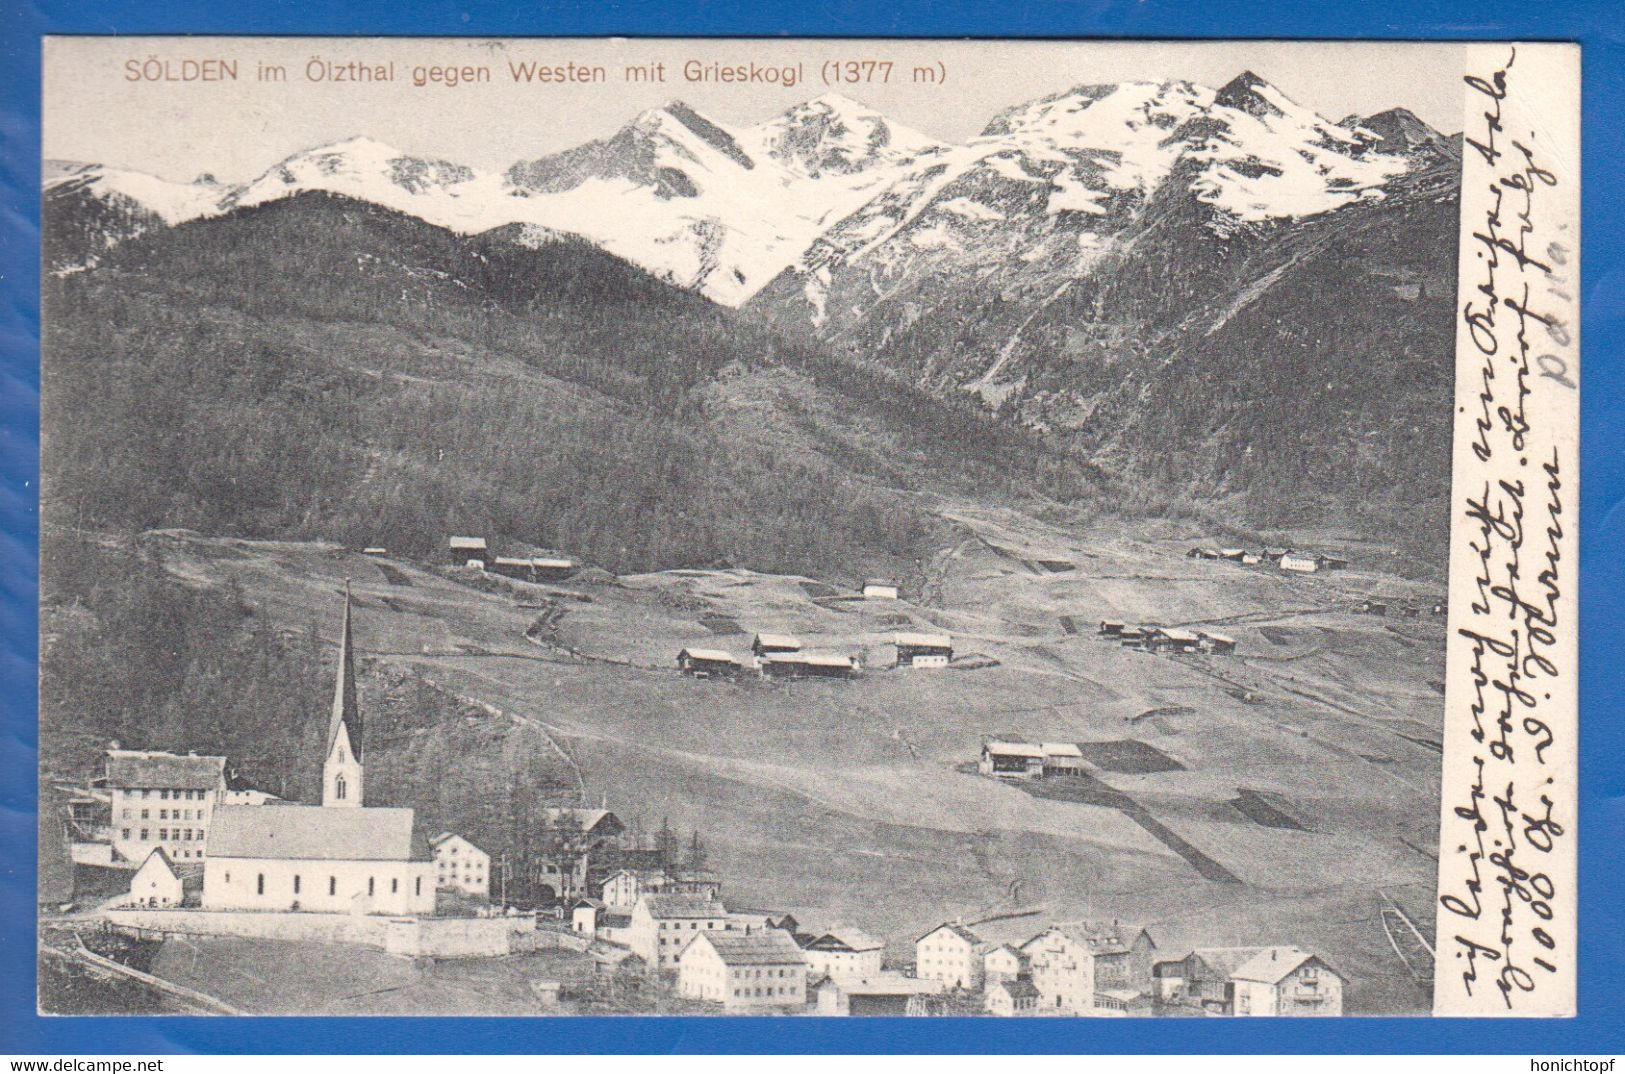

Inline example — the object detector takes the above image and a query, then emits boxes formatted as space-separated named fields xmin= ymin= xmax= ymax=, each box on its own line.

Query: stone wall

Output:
xmin=106 ymin=908 xmax=539 ymax=959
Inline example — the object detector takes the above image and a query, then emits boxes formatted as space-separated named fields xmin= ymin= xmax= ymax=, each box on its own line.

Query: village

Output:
xmin=40 ymin=531 xmax=1366 ymax=1018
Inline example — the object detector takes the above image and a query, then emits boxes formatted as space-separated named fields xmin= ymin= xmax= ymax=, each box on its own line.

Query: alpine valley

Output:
xmin=41 ymin=70 xmax=1461 ymax=1016
xmin=45 ymin=74 xmax=1459 ymax=555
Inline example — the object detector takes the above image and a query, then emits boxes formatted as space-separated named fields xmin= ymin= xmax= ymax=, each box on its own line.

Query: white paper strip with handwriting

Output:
xmin=1433 ymin=41 xmax=1580 ymax=1018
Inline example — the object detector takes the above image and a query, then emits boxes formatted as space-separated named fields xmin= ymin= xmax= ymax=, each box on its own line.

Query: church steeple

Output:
xmin=322 ymin=582 xmax=364 ymax=807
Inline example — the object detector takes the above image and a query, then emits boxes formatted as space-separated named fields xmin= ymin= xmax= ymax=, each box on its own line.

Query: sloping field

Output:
xmin=129 ymin=500 xmax=1442 ymax=1014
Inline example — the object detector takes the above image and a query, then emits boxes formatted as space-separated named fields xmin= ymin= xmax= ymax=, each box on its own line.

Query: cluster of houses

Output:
xmin=1187 ymin=547 xmax=1348 ymax=574
xmin=912 ymin=919 xmax=1344 ymax=1018
xmin=675 ymin=630 xmax=954 ymax=681
xmin=447 ymin=535 xmax=577 ymax=581
xmin=1098 ymin=621 xmax=1237 ymax=655
xmin=558 ymin=895 xmax=1344 ymax=1017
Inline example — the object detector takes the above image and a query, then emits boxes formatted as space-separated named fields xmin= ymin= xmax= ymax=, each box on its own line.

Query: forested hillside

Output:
xmin=43 ymin=193 xmax=1100 ymax=582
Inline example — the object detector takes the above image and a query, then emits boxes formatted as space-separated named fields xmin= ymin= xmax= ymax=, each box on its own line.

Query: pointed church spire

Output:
xmin=326 ymin=580 xmax=362 ymax=763
xmin=322 ymin=582 xmax=365 ymax=807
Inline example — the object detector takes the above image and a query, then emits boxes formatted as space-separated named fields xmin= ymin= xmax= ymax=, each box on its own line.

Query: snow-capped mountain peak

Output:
xmin=746 ymin=94 xmax=943 ymax=178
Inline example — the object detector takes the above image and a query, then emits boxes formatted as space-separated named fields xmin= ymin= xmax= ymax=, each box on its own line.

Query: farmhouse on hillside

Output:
xmin=1279 ymin=553 xmax=1320 ymax=573
xmin=676 ymin=648 xmax=742 ymax=678
xmin=750 ymin=633 xmax=802 ymax=669
xmin=861 ymin=578 xmax=901 ymax=600
xmin=978 ymin=741 xmax=1046 ymax=779
xmin=448 ymin=536 xmax=487 ymax=568
xmin=893 ymin=632 xmax=953 ymax=669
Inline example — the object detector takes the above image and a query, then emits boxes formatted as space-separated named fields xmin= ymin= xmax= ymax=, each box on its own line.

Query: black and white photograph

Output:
xmin=32 ymin=37 xmax=1577 ymax=1019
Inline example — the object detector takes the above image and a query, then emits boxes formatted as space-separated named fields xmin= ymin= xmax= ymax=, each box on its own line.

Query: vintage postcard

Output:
xmin=36 ymin=37 xmax=1578 ymax=1019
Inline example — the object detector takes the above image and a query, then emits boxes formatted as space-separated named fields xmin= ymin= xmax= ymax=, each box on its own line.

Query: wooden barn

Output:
xmin=1199 ymin=631 xmax=1237 ymax=655
xmin=979 ymin=741 xmax=1045 ymax=779
xmin=676 ymin=648 xmax=742 ymax=678
xmin=448 ymin=535 xmax=487 ymax=567
xmin=894 ymin=632 xmax=952 ymax=669
xmin=1099 ymin=620 xmax=1125 ymax=637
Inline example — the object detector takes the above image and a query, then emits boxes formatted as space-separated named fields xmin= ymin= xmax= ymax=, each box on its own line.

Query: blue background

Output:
xmin=2 ymin=0 xmax=1621 ymax=1055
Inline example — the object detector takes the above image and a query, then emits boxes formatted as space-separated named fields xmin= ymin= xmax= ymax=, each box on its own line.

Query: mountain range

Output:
xmin=43 ymin=71 xmax=1461 ymax=558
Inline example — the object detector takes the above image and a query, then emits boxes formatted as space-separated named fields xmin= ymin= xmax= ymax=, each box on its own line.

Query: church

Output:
xmin=201 ymin=584 xmax=436 ymax=915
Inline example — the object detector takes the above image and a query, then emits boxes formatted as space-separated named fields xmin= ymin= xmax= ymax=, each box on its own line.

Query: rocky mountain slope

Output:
xmin=746 ymin=73 xmax=1461 ymax=543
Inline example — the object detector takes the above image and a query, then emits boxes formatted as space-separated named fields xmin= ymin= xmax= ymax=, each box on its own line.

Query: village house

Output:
xmin=1153 ymin=947 xmax=1269 ymax=1013
xmin=664 ymin=872 xmax=724 ymax=899
xmin=677 ymin=930 xmax=808 ymax=1012
xmin=599 ymin=866 xmax=668 ymax=909
xmin=676 ymin=648 xmax=742 ymax=678
xmin=1021 ymin=922 xmax=1157 ymax=1015
xmin=200 ymin=587 xmax=435 ymax=916
xmin=429 ymin=832 xmax=489 ymax=897
xmin=760 ymin=651 xmax=857 ymax=679
xmin=798 ymin=927 xmax=884 ymax=980
xmin=1117 ymin=625 xmax=1149 ymax=647
xmin=1279 ymin=553 xmax=1320 ymax=573
xmin=1262 ymin=548 xmax=1291 ymax=563
xmin=627 ymin=892 xmax=732 ymax=971
xmin=448 ymin=535 xmax=487 ymax=568
xmin=571 ymin=897 xmax=604 ymax=935
xmin=750 ymin=633 xmax=802 ymax=668
xmin=1199 ymin=631 xmax=1238 ymax=655
xmin=1218 ymin=548 xmax=1247 ymax=562
xmin=127 ymin=847 xmax=184 ymax=908
xmin=1098 ymin=621 xmax=1125 ymax=637
xmin=985 ymin=975 xmax=1041 ymax=1017
xmin=1241 ymin=552 xmax=1263 ymax=566
xmin=533 ymin=807 xmax=624 ymax=902
xmin=729 ymin=909 xmax=799 ymax=935
xmin=893 ymin=632 xmax=953 ymax=669
xmin=861 ymin=578 xmax=901 ymax=600
xmin=1229 ymin=947 xmax=1345 ymax=1017
xmin=979 ymin=741 xmax=1046 ymax=779
xmin=815 ymin=973 xmax=942 ymax=1016
xmin=983 ymin=944 xmax=1028 ymax=984
xmin=1321 ymin=555 xmax=1349 ymax=571
xmin=915 ymin=922 xmax=989 ymax=990
xmin=100 ymin=749 xmax=227 ymax=867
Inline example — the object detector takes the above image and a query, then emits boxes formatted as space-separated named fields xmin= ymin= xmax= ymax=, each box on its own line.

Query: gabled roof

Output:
xmin=135 ymin=846 xmax=179 ymax=877
xmin=1155 ymin=627 xmax=1202 ymax=643
xmin=804 ymin=927 xmax=883 ymax=953
xmin=1031 ymin=921 xmax=1153 ymax=956
xmin=208 ymin=805 xmax=430 ymax=861
xmin=539 ymin=807 xmax=623 ymax=835
xmin=918 ymin=921 xmax=985 ymax=947
xmin=1185 ymin=946 xmax=1269 ymax=979
xmin=1039 ymin=742 xmax=1083 ymax=758
xmin=679 ymin=648 xmax=739 ymax=664
xmin=983 ymin=741 xmax=1045 ymax=758
xmin=894 ymin=632 xmax=952 ymax=648
xmin=1229 ymin=946 xmax=1342 ymax=985
xmin=428 ymin=832 xmax=485 ymax=854
xmin=1200 ymin=632 xmax=1237 ymax=645
xmin=640 ymin=893 xmax=728 ymax=919
xmin=104 ymin=750 xmax=225 ymax=791
xmin=991 ymin=976 xmax=1040 ymax=1000
xmin=752 ymin=633 xmax=802 ymax=650
xmin=689 ymin=930 xmax=806 ymax=966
